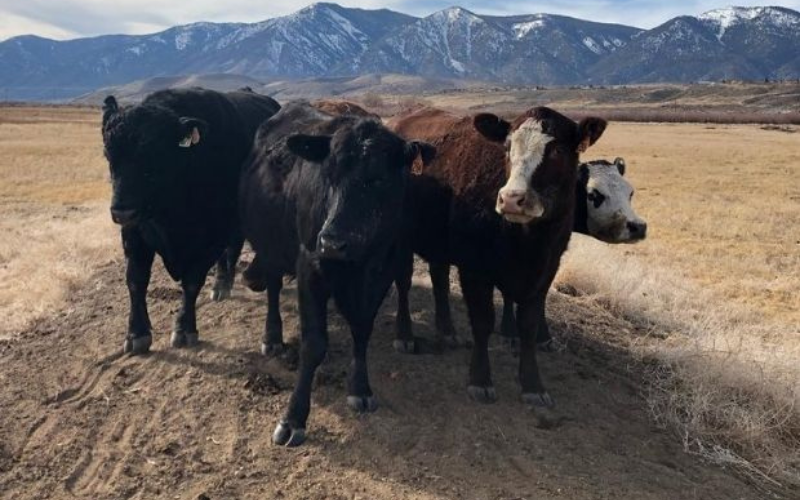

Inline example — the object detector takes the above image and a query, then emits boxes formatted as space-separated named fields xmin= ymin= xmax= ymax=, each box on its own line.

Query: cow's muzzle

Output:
xmin=496 ymin=188 xmax=545 ymax=224
xmin=317 ymin=234 xmax=351 ymax=261
xmin=110 ymin=208 xmax=140 ymax=227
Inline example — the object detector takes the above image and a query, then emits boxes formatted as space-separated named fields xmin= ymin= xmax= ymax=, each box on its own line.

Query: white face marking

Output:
xmin=501 ymin=119 xmax=554 ymax=196
xmin=584 ymin=162 xmax=646 ymax=241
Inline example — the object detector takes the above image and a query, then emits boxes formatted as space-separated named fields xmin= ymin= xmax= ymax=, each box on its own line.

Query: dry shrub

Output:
xmin=558 ymin=236 xmax=800 ymax=489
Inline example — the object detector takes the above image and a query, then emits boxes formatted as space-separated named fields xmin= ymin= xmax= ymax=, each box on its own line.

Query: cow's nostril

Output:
xmin=499 ymin=191 xmax=525 ymax=212
xmin=628 ymin=221 xmax=647 ymax=238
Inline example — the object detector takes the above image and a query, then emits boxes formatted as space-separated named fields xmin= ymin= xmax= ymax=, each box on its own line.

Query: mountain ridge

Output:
xmin=1 ymin=3 xmax=798 ymax=101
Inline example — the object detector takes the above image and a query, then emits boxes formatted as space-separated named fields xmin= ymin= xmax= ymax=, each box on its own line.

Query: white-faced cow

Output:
xmin=390 ymin=106 xmax=606 ymax=408
xmin=102 ymin=88 xmax=280 ymax=355
xmin=238 ymin=101 xmax=435 ymax=446
xmin=499 ymin=156 xmax=647 ymax=348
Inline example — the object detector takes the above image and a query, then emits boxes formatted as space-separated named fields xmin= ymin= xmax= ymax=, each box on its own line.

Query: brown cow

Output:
xmin=392 ymin=106 xmax=606 ymax=407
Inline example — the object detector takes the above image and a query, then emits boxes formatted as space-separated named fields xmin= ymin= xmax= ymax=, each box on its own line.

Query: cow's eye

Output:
xmin=587 ymin=190 xmax=606 ymax=208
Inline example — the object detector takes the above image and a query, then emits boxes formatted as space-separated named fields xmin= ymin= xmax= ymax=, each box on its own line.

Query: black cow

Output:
xmin=239 ymin=102 xmax=434 ymax=446
xmin=391 ymin=106 xmax=606 ymax=407
xmin=102 ymin=88 xmax=280 ymax=354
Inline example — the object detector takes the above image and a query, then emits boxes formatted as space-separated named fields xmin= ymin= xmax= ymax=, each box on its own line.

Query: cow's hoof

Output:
xmin=522 ymin=392 xmax=555 ymax=408
xmin=392 ymin=339 xmax=416 ymax=354
xmin=210 ymin=287 xmax=231 ymax=301
xmin=123 ymin=335 xmax=152 ymax=355
xmin=467 ymin=385 xmax=497 ymax=404
xmin=347 ymin=395 xmax=378 ymax=413
xmin=272 ymin=421 xmax=306 ymax=447
xmin=261 ymin=342 xmax=286 ymax=357
xmin=171 ymin=331 xmax=199 ymax=348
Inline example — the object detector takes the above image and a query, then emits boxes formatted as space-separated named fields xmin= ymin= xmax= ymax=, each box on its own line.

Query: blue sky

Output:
xmin=1 ymin=1 xmax=799 ymax=41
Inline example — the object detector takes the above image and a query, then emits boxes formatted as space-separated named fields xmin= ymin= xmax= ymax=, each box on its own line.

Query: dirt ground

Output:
xmin=0 ymin=256 xmax=780 ymax=500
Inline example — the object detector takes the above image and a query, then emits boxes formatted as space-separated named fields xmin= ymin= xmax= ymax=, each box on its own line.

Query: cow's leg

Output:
xmin=346 ymin=317 xmax=378 ymax=413
xmin=392 ymin=247 xmax=415 ymax=354
xmin=536 ymin=303 xmax=557 ymax=352
xmin=459 ymin=269 xmax=496 ymax=403
xmin=273 ymin=254 xmax=329 ymax=447
xmin=342 ymin=263 xmax=394 ymax=412
xmin=122 ymin=228 xmax=155 ymax=355
xmin=517 ymin=294 xmax=553 ymax=408
xmin=499 ymin=291 xmax=518 ymax=349
xmin=261 ymin=272 xmax=285 ymax=356
xmin=171 ymin=269 xmax=206 ymax=348
xmin=210 ymin=232 xmax=244 ymax=301
xmin=430 ymin=262 xmax=465 ymax=348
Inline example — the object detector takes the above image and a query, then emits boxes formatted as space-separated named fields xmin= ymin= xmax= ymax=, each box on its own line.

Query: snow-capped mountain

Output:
xmin=591 ymin=6 xmax=800 ymax=83
xmin=357 ymin=7 xmax=639 ymax=84
xmin=1 ymin=3 xmax=798 ymax=100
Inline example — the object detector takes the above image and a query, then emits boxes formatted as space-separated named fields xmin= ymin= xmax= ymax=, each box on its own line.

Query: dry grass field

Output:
xmin=0 ymin=105 xmax=797 ymax=497
xmin=0 ymin=107 xmax=117 ymax=339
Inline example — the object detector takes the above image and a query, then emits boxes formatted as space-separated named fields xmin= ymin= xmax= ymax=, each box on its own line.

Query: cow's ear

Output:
xmin=473 ymin=113 xmax=510 ymax=143
xmin=578 ymin=163 xmax=590 ymax=185
xmin=286 ymin=134 xmax=331 ymax=162
xmin=102 ymin=96 xmax=118 ymax=126
xmin=178 ymin=117 xmax=208 ymax=148
xmin=576 ymin=117 xmax=607 ymax=153
xmin=406 ymin=141 xmax=436 ymax=167
xmin=614 ymin=157 xmax=626 ymax=176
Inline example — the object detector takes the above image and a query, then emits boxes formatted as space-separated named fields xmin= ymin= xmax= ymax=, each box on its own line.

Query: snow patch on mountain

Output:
xmin=513 ymin=16 xmax=546 ymax=39
xmin=700 ymin=6 xmax=800 ymax=40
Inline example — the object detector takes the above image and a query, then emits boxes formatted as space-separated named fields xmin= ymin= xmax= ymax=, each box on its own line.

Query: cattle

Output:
xmin=391 ymin=114 xmax=648 ymax=351
xmin=390 ymin=105 xmax=606 ymax=407
xmin=102 ymin=88 xmax=280 ymax=355
xmin=239 ymin=101 xmax=435 ymax=446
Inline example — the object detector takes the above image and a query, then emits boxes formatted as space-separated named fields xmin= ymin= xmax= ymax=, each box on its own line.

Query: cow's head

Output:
xmin=576 ymin=157 xmax=647 ymax=243
xmin=474 ymin=107 xmax=606 ymax=224
xmin=286 ymin=118 xmax=435 ymax=262
xmin=101 ymin=95 xmax=208 ymax=227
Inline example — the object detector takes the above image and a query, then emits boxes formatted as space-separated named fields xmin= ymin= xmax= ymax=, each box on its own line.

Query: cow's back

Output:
xmin=138 ymin=88 xmax=279 ymax=276
xmin=240 ymin=102 xmax=334 ymax=275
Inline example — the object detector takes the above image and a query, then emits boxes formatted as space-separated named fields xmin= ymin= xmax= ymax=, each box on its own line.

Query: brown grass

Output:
xmin=566 ymin=108 xmax=800 ymax=125
xmin=0 ymin=106 xmax=117 ymax=339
